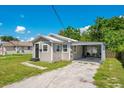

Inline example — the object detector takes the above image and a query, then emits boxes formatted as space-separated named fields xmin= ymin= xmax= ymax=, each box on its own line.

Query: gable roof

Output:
xmin=49 ymin=33 xmax=78 ymax=42
xmin=32 ymin=34 xmax=78 ymax=43
xmin=45 ymin=36 xmax=63 ymax=43
xmin=32 ymin=35 xmax=63 ymax=43
xmin=3 ymin=41 xmax=33 ymax=47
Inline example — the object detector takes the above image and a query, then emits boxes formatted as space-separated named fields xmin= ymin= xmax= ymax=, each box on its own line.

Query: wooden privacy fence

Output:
xmin=106 ymin=50 xmax=124 ymax=63
xmin=106 ymin=50 xmax=117 ymax=58
xmin=106 ymin=50 xmax=124 ymax=65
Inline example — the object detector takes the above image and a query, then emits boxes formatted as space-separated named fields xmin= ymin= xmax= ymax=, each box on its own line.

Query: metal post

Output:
xmin=101 ymin=43 xmax=105 ymax=62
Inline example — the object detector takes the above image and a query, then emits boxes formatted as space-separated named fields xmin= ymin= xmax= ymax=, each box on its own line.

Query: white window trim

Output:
xmin=62 ymin=44 xmax=68 ymax=53
xmin=42 ymin=44 xmax=49 ymax=53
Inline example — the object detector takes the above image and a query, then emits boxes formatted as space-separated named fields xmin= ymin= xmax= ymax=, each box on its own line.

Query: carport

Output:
xmin=71 ymin=42 xmax=105 ymax=62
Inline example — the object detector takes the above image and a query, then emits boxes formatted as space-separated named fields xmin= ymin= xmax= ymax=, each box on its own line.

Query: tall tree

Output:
xmin=89 ymin=16 xmax=124 ymax=52
xmin=80 ymin=31 xmax=91 ymax=41
xmin=0 ymin=36 xmax=19 ymax=41
xmin=59 ymin=26 xmax=81 ymax=40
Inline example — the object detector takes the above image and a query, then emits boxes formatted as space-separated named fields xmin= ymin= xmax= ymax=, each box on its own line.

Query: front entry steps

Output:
xmin=30 ymin=58 xmax=40 ymax=62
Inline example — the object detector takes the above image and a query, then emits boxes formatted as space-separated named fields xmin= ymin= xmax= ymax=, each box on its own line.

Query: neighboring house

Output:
xmin=32 ymin=33 xmax=105 ymax=62
xmin=0 ymin=39 xmax=6 ymax=55
xmin=0 ymin=41 xmax=33 ymax=55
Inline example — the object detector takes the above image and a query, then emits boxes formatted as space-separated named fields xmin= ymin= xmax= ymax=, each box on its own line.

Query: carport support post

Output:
xmin=101 ymin=44 xmax=105 ymax=62
xmin=68 ymin=42 xmax=71 ymax=60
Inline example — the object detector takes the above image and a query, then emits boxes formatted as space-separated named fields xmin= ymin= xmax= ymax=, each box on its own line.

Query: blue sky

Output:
xmin=0 ymin=5 xmax=124 ymax=41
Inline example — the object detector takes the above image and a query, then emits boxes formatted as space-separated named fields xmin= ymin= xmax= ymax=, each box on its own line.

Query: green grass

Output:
xmin=0 ymin=55 xmax=71 ymax=87
xmin=94 ymin=58 xmax=124 ymax=88
xmin=30 ymin=60 xmax=72 ymax=71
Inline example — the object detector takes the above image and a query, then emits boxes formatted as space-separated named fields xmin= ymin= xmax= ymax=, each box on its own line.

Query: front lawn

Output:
xmin=94 ymin=58 xmax=124 ymax=88
xmin=0 ymin=54 xmax=71 ymax=87
xmin=30 ymin=60 xmax=72 ymax=71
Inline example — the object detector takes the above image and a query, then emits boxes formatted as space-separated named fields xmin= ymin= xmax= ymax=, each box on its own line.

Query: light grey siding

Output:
xmin=62 ymin=52 xmax=70 ymax=60
xmin=6 ymin=46 xmax=15 ymax=51
xmin=4 ymin=46 xmax=32 ymax=55
xmin=53 ymin=52 xmax=61 ymax=61
xmin=61 ymin=43 xmax=70 ymax=61
xmin=72 ymin=46 xmax=82 ymax=60
xmin=52 ymin=43 xmax=71 ymax=61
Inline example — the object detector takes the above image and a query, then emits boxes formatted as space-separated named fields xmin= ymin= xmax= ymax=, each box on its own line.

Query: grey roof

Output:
xmin=49 ymin=33 xmax=78 ymax=42
xmin=45 ymin=36 xmax=63 ymax=43
xmin=32 ymin=35 xmax=63 ymax=43
xmin=32 ymin=34 xmax=78 ymax=43
xmin=3 ymin=41 xmax=33 ymax=47
xmin=72 ymin=42 xmax=104 ymax=46
xmin=32 ymin=34 xmax=104 ymax=45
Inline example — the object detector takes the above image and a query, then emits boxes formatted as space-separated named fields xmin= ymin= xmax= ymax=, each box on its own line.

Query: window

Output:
xmin=28 ymin=46 xmax=31 ymax=50
xmin=14 ymin=46 xmax=16 ymax=49
xmin=42 ymin=44 xmax=48 ymax=52
xmin=54 ymin=44 xmax=61 ymax=52
xmin=63 ymin=44 xmax=68 ymax=52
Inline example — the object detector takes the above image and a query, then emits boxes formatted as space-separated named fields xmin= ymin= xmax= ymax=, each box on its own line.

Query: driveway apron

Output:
xmin=4 ymin=61 xmax=100 ymax=88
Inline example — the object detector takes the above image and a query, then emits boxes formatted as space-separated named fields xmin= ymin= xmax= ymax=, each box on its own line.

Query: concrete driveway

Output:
xmin=4 ymin=61 xmax=100 ymax=88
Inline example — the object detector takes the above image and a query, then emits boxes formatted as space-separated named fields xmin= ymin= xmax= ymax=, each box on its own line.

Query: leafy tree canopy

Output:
xmin=58 ymin=16 xmax=124 ymax=52
xmin=59 ymin=26 xmax=81 ymax=40
xmin=0 ymin=36 xmax=19 ymax=41
xmin=89 ymin=16 xmax=124 ymax=52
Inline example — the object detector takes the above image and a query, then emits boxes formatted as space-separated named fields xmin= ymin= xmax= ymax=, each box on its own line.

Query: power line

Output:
xmin=51 ymin=5 xmax=65 ymax=29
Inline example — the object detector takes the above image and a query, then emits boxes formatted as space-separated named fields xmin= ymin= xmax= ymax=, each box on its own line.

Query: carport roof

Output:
xmin=72 ymin=42 xmax=104 ymax=46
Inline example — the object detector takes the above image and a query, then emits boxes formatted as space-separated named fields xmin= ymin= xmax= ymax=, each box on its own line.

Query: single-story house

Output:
xmin=0 ymin=41 xmax=33 ymax=55
xmin=32 ymin=33 xmax=105 ymax=62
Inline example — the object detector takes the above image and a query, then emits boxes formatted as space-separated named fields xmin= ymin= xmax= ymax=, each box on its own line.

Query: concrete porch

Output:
xmin=72 ymin=57 xmax=101 ymax=63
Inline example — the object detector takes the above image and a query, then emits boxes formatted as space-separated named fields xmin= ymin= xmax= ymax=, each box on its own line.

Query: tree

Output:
xmin=89 ymin=16 xmax=124 ymax=52
xmin=80 ymin=31 xmax=91 ymax=41
xmin=59 ymin=26 xmax=81 ymax=40
xmin=103 ymin=29 xmax=124 ymax=52
xmin=0 ymin=36 xmax=19 ymax=41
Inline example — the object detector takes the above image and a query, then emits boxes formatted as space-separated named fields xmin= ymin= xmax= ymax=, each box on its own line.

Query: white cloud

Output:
xmin=20 ymin=39 xmax=24 ymax=42
xmin=20 ymin=14 xmax=24 ymax=18
xmin=15 ymin=26 xmax=26 ymax=34
xmin=27 ymin=37 xmax=34 ymax=41
xmin=119 ymin=15 xmax=124 ymax=18
xmin=37 ymin=33 xmax=41 ymax=36
xmin=80 ymin=25 xmax=90 ymax=33
xmin=0 ymin=22 xmax=3 ymax=26
xmin=16 ymin=36 xmax=20 ymax=39
xmin=27 ymin=31 xmax=31 ymax=34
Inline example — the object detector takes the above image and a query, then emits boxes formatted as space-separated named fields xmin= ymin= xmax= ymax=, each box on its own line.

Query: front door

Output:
xmin=35 ymin=44 xmax=39 ymax=58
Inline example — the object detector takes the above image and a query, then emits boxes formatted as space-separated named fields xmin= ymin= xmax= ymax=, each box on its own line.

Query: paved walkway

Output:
xmin=4 ymin=61 xmax=100 ymax=88
xmin=21 ymin=62 xmax=47 ymax=70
